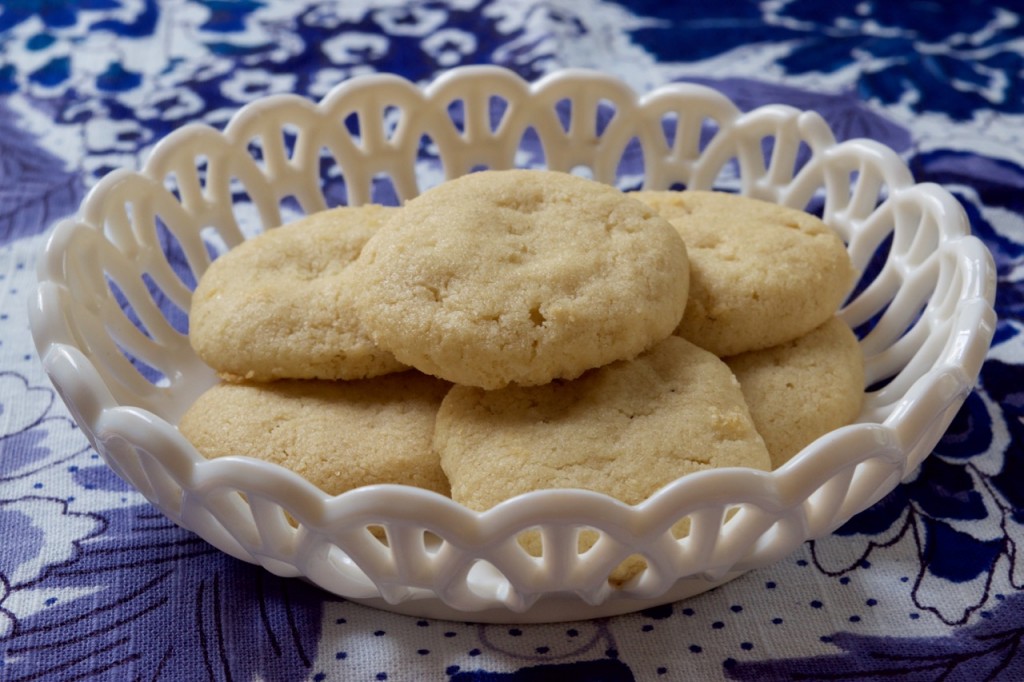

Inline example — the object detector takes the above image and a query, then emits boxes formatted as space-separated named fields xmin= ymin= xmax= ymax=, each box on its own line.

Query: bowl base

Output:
xmin=344 ymin=571 xmax=746 ymax=624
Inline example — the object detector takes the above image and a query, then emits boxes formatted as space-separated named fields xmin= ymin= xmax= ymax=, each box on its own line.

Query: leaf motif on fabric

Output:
xmin=0 ymin=103 xmax=84 ymax=243
xmin=725 ymin=592 xmax=1024 ymax=681
xmin=0 ymin=496 xmax=102 ymax=588
xmin=0 ymin=504 xmax=329 ymax=681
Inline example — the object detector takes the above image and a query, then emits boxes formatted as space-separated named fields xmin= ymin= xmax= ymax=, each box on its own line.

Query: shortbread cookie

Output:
xmin=178 ymin=371 xmax=451 ymax=496
xmin=632 ymin=190 xmax=855 ymax=357
xmin=350 ymin=170 xmax=690 ymax=389
xmin=435 ymin=335 xmax=770 ymax=583
xmin=727 ymin=316 xmax=864 ymax=469
xmin=189 ymin=205 xmax=406 ymax=382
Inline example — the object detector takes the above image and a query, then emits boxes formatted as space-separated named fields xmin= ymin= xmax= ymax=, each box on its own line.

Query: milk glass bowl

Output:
xmin=30 ymin=66 xmax=996 ymax=623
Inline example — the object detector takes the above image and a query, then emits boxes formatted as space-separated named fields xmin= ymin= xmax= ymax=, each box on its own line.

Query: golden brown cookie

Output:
xmin=349 ymin=170 xmax=690 ymax=389
xmin=434 ymin=335 xmax=770 ymax=583
xmin=726 ymin=316 xmax=864 ymax=469
xmin=632 ymin=190 xmax=855 ymax=357
xmin=178 ymin=371 xmax=451 ymax=497
xmin=189 ymin=205 xmax=406 ymax=382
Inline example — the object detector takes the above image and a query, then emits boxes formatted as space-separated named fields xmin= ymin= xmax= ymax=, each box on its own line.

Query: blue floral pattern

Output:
xmin=1 ymin=1 xmax=1021 ymax=679
xmin=1 ymin=505 xmax=326 ymax=681
xmin=728 ymin=592 xmax=1024 ymax=680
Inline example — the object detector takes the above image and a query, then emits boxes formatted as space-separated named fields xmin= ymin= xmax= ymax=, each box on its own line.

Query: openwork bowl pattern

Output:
xmin=30 ymin=66 xmax=996 ymax=622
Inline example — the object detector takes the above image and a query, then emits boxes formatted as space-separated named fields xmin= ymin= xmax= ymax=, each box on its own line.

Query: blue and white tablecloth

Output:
xmin=1 ymin=2 xmax=1022 ymax=680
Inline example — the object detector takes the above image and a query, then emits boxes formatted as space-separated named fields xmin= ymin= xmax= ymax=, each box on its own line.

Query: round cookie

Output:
xmin=189 ymin=205 xmax=406 ymax=382
xmin=349 ymin=169 xmax=690 ymax=389
xmin=632 ymin=190 xmax=855 ymax=357
xmin=178 ymin=371 xmax=451 ymax=497
xmin=434 ymin=335 xmax=770 ymax=583
xmin=726 ymin=315 xmax=864 ymax=469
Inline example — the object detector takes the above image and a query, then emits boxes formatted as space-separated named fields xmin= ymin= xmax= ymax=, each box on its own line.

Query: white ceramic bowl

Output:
xmin=30 ymin=66 xmax=996 ymax=623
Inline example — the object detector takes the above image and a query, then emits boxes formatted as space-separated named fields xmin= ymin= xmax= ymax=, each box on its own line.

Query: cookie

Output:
xmin=434 ymin=335 xmax=770 ymax=583
xmin=349 ymin=169 xmax=690 ymax=389
xmin=632 ymin=190 xmax=855 ymax=357
xmin=189 ymin=205 xmax=406 ymax=382
xmin=178 ymin=371 xmax=451 ymax=497
xmin=726 ymin=315 xmax=864 ymax=469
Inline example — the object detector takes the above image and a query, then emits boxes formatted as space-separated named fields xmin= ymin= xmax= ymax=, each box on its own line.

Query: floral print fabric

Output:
xmin=1 ymin=1 xmax=1022 ymax=679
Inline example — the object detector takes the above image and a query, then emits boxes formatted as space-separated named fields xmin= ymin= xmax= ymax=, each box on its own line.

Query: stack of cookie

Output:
xmin=180 ymin=169 xmax=863 ymax=580
xmin=634 ymin=189 xmax=863 ymax=469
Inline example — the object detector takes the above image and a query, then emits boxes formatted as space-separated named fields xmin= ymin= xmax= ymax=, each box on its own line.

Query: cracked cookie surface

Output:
xmin=434 ymin=335 xmax=769 ymax=513
xmin=350 ymin=170 xmax=690 ymax=389
xmin=727 ymin=315 xmax=864 ymax=469
xmin=178 ymin=371 xmax=451 ymax=497
xmin=189 ymin=205 xmax=405 ymax=382
xmin=633 ymin=190 xmax=855 ymax=357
